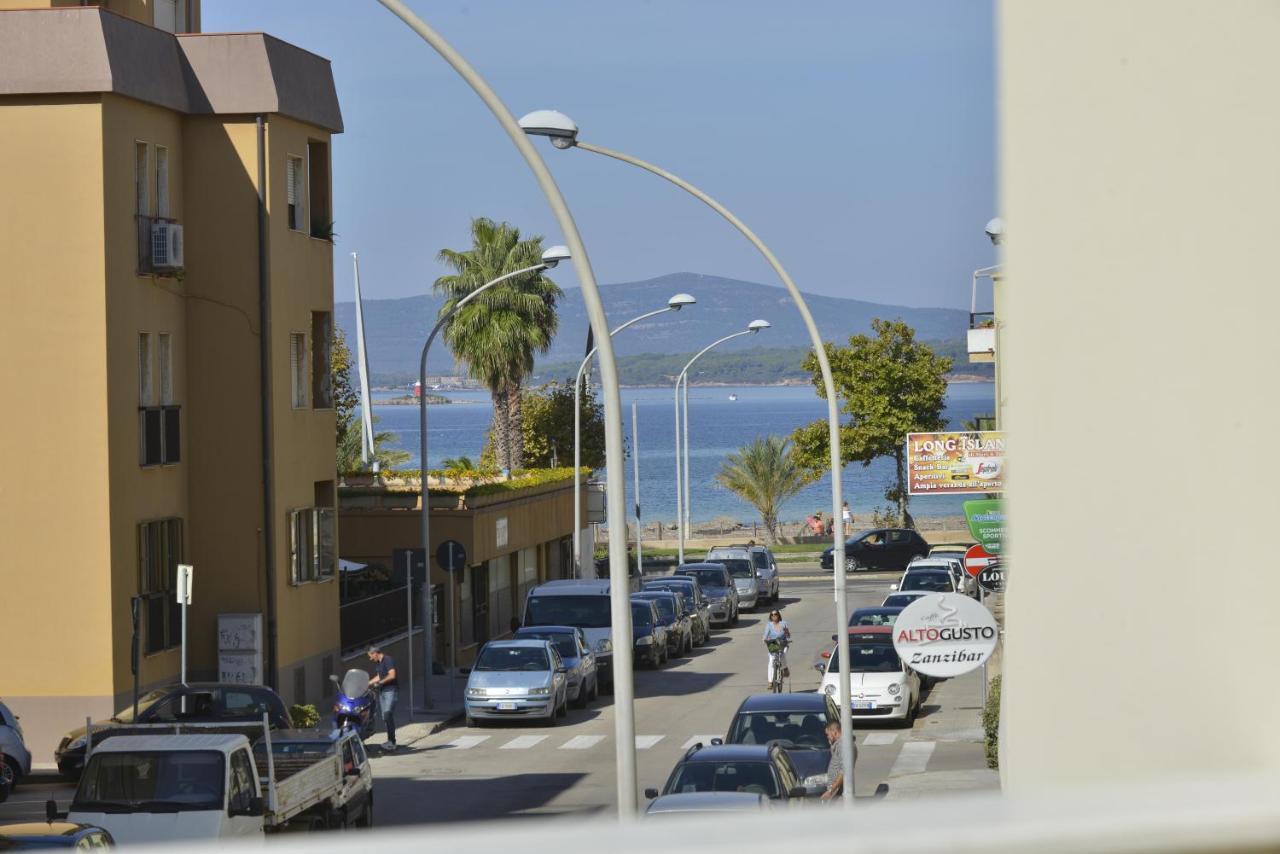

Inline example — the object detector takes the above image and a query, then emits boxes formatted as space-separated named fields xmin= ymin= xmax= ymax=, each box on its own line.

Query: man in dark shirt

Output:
xmin=367 ymin=645 xmax=399 ymax=751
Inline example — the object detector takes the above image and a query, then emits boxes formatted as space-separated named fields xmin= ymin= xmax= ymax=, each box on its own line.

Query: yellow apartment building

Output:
xmin=0 ymin=3 xmax=344 ymax=766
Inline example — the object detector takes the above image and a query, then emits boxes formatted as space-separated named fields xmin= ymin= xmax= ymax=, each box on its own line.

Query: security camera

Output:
xmin=984 ymin=217 xmax=1004 ymax=246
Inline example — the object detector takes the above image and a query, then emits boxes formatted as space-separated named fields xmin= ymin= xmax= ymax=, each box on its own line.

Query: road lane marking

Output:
xmin=682 ymin=735 xmax=721 ymax=748
xmin=888 ymin=740 xmax=936 ymax=777
xmin=560 ymin=735 xmax=606 ymax=750
xmin=500 ymin=735 xmax=549 ymax=750
xmin=861 ymin=733 xmax=897 ymax=746
xmin=445 ymin=735 xmax=489 ymax=750
xmin=635 ymin=735 xmax=665 ymax=749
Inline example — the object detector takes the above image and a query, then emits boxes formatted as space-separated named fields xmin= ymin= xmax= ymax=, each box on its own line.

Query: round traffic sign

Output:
xmin=964 ymin=543 xmax=995 ymax=577
xmin=435 ymin=539 xmax=467 ymax=573
xmin=892 ymin=593 xmax=998 ymax=679
xmin=977 ymin=560 xmax=1006 ymax=593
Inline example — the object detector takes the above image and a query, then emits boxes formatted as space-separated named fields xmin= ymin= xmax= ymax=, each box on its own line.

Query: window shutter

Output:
xmin=289 ymin=510 xmax=301 ymax=585
xmin=156 ymin=148 xmax=169 ymax=219
xmin=286 ymin=158 xmax=297 ymax=206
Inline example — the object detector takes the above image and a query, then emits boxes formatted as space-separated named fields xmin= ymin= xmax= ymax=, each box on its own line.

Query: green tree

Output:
xmin=791 ymin=318 xmax=952 ymax=528
xmin=714 ymin=436 xmax=816 ymax=544
xmin=331 ymin=327 xmax=359 ymax=440
xmin=519 ymin=380 xmax=606 ymax=470
xmin=337 ymin=415 xmax=411 ymax=475
xmin=434 ymin=218 xmax=562 ymax=471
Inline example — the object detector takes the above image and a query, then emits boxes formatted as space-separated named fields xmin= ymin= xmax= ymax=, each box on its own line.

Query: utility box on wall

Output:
xmin=218 ymin=613 xmax=264 ymax=685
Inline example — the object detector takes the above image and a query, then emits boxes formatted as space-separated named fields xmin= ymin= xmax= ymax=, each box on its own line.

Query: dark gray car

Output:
xmin=643 ymin=578 xmax=711 ymax=646
xmin=675 ymin=564 xmax=739 ymax=626
xmin=633 ymin=591 xmax=692 ymax=656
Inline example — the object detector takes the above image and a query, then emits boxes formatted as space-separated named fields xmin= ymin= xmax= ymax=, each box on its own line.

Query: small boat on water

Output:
xmin=728 ymin=394 xmax=738 ymax=401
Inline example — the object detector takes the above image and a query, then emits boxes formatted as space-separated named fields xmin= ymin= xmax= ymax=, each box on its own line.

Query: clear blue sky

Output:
xmin=204 ymin=1 xmax=995 ymax=309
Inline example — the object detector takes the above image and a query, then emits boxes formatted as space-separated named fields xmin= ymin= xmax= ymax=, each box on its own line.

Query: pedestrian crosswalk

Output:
xmin=440 ymin=731 xmax=912 ymax=753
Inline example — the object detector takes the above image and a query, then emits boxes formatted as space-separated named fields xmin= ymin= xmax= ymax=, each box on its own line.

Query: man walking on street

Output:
xmin=820 ymin=720 xmax=855 ymax=801
xmin=367 ymin=645 xmax=399 ymax=751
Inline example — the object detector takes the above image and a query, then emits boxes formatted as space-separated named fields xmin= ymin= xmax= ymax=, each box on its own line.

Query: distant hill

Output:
xmin=335 ymin=272 xmax=970 ymax=384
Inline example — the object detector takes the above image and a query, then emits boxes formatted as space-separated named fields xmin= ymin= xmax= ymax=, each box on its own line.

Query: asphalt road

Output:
xmin=368 ymin=574 xmax=987 ymax=824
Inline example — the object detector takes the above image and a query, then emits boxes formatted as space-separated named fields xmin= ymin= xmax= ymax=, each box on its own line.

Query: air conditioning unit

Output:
xmin=151 ymin=222 xmax=184 ymax=269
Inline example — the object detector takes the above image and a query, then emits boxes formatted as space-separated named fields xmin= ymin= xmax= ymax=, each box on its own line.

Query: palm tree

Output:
xmin=337 ymin=416 xmax=411 ymax=475
xmin=435 ymin=218 xmax=561 ymax=470
xmin=715 ymin=436 xmax=816 ymax=544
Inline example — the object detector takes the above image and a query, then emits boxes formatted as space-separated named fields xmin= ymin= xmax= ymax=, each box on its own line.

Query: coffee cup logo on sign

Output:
xmin=892 ymin=593 xmax=999 ymax=679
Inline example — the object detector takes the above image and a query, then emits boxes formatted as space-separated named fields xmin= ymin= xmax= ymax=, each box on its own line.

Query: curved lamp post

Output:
xmin=374 ymin=5 xmax=640 ymax=816
xmin=418 ymin=246 xmax=569 ymax=708
xmin=573 ymin=293 xmax=696 ymax=577
xmin=519 ymin=109 xmax=854 ymax=805
xmin=673 ymin=320 xmax=770 ymax=562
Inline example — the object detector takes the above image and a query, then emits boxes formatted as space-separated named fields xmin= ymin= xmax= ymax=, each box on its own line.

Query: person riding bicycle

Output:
xmin=762 ymin=610 xmax=791 ymax=687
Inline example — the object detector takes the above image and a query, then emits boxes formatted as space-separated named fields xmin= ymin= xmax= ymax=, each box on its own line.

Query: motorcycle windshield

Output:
xmin=341 ymin=669 xmax=371 ymax=698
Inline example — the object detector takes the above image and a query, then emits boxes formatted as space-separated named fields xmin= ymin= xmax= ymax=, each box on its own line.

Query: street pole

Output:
xmin=674 ymin=381 xmax=684 ymax=564
xmin=404 ymin=550 xmax=414 ymax=717
xmin=375 ymin=5 xmax=637 ymax=813
xmin=632 ymin=401 xmax=642 ymax=575
xmin=574 ymin=300 xmax=692 ymax=577
xmin=414 ymin=260 xmax=555 ymax=710
xmin=130 ymin=597 xmax=140 ymax=720
xmin=681 ymin=377 xmax=691 ymax=535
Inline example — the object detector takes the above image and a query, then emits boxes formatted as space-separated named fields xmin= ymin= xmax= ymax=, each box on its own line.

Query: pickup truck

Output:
xmin=61 ymin=725 xmax=373 ymax=845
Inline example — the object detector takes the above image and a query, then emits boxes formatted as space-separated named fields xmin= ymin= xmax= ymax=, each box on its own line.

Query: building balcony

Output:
xmin=968 ymin=312 xmax=996 ymax=363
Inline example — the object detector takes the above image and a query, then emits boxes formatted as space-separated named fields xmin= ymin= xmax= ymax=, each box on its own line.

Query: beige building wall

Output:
xmin=0 ymin=0 xmax=202 ymax=32
xmin=998 ymin=1 xmax=1280 ymax=790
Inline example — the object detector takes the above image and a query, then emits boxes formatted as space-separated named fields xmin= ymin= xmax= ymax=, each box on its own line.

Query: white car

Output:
xmin=881 ymin=590 xmax=928 ymax=609
xmin=818 ymin=627 xmax=921 ymax=725
xmin=889 ymin=565 xmax=957 ymax=595
xmin=906 ymin=556 xmax=975 ymax=597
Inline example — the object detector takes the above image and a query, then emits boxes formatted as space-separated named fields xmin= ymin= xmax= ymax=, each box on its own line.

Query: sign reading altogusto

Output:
xmin=892 ymin=593 xmax=998 ymax=679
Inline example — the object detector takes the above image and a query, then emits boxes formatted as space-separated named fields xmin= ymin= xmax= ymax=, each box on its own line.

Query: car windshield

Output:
xmin=720 ymin=560 xmax=754 ymax=579
xmin=74 ymin=750 xmax=224 ymax=811
xmin=525 ymin=595 xmax=611 ymax=629
xmin=883 ymin=593 xmax=925 ymax=608
xmin=517 ymin=633 xmax=577 ymax=658
xmin=474 ymin=646 xmax=550 ymax=672
xmin=112 ymin=689 xmax=170 ymax=723
xmin=849 ymin=610 xmax=900 ymax=627
xmin=680 ymin=569 xmax=727 ymax=588
xmin=644 ymin=598 xmax=676 ymax=622
xmin=631 ymin=604 xmax=654 ymax=629
xmin=825 ymin=643 xmax=902 ymax=674
xmin=752 ymin=552 xmax=769 ymax=569
xmin=648 ymin=581 xmax=697 ymax=601
xmin=666 ymin=761 xmax=778 ymax=798
xmin=727 ymin=712 xmax=828 ymax=749
xmin=901 ymin=572 xmax=952 ymax=592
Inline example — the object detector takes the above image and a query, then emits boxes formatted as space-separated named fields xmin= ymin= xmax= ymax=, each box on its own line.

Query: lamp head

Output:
xmin=519 ymin=110 xmax=579 ymax=149
xmin=540 ymin=245 xmax=571 ymax=268
xmin=747 ymin=319 xmax=771 ymax=333
xmin=667 ymin=293 xmax=696 ymax=311
xmin=984 ymin=217 xmax=1004 ymax=246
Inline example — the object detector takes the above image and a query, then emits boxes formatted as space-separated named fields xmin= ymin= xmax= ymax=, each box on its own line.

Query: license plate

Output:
xmin=853 ymin=701 xmax=876 ymax=710
xmin=497 ymin=701 xmax=517 ymax=711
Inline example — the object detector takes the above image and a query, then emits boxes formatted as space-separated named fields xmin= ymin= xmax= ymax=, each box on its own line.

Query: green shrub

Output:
xmin=983 ymin=674 xmax=1001 ymax=769
xmin=290 ymin=703 xmax=320 ymax=729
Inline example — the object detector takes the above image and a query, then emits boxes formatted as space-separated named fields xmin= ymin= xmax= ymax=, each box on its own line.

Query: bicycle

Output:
xmin=766 ymin=638 xmax=790 ymax=693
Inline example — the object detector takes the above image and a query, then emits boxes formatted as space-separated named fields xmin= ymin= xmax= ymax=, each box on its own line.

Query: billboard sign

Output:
xmin=964 ymin=498 xmax=1006 ymax=553
xmin=893 ymin=593 xmax=999 ymax=678
xmin=906 ymin=431 xmax=1005 ymax=496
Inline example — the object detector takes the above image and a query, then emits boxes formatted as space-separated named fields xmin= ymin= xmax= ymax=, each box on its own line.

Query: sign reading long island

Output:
xmin=906 ymin=431 xmax=1005 ymax=496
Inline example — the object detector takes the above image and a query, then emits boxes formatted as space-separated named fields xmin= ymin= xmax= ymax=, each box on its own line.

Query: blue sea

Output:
xmin=363 ymin=382 xmax=995 ymax=525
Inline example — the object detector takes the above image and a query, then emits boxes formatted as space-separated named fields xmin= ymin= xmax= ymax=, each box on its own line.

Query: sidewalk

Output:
xmin=364 ymin=673 xmax=466 ymax=750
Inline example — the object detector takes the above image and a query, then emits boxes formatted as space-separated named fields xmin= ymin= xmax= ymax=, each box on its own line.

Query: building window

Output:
xmin=158 ymin=333 xmax=173 ymax=404
xmin=139 ymin=333 xmax=153 ymax=404
xmin=140 ymin=407 xmax=181 ymax=466
xmin=307 ymin=140 xmax=331 ymax=239
xmin=286 ymin=155 xmax=305 ymax=231
xmin=155 ymin=146 xmax=170 ymax=219
xmin=290 ymin=333 xmax=307 ymax=408
xmin=139 ymin=518 xmax=184 ymax=654
xmin=311 ymin=312 xmax=332 ymax=408
xmin=135 ymin=142 xmax=149 ymax=216
xmin=290 ymin=507 xmax=336 ymax=584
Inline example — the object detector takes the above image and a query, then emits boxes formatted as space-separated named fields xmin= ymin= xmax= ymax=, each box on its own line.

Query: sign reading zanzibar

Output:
xmin=893 ymin=593 xmax=999 ymax=679
xmin=906 ymin=431 xmax=1005 ymax=496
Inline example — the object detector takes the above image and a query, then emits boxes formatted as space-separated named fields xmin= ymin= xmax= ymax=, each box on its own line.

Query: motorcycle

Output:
xmin=329 ymin=669 xmax=378 ymax=739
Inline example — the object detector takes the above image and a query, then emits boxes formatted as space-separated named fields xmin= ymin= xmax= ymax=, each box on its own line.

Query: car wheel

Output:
xmin=589 ymin=674 xmax=600 ymax=703
xmin=465 ymin=715 xmax=479 ymax=728
xmin=904 ymin=695 xmax=919 ymax=727
xmin=844 ymin=556 xmax=860 ymax=573
xmin=0 ymin=757 xmax=17 ymax=788
xmin=572 ymin=681 xmax=587 ymax=709
xmin=354 ymin=797 xmax=373 ymax=828
xmin=558 ymin=690 xmax=569 ymax=718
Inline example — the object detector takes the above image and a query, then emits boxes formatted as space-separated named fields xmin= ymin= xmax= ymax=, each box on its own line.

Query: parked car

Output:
xmin=722 ymin=693 xmax=843 ymax=794
xmin=818 ymin=627 xmax=922 ymax=725
xmin=748 ymin=545 xmax=782 ymax=602
xmin=0 ymin=822 xmax=115 ymax=849
xmin=820 ymin=528 xmax=930 ymax=572
xmin=0 ymin=700 xmax=31 ymax=790
xmin=928 ymin=542 xmax=974 ymax=559
xmin=54 ymin=683 xmax=292 ymax=778
xmin=644 ymin=791 xmax=771 ymax=815
xmin=847 ymin=606 xmax=905 ymax=628
xmin=882 ymin=591 xmax=929 ymax=609
xmin=890 ymin=567 xmax=956 ymax=594
xmin=632 ymin=591 xmax=692 ymax=657
xmin=645 ymin=743 xmax=808 ymax=801
xmin=523 ymin=580 xmax=618 ymax=693
xmin=708 ymin=546 xmax=778 ymax=603
xmin=631 ymin=598 xmax=670 ymax=668
xmin=464 ymin=639 xmax=569 ymax=727
xmin=642 ymin=577 xmax=711 ymax=646
xmin=908 ymin=556 xmax=975 ymax=596
xmin=706 ymin=552 xmax=761 ymax=611
xmin=675 ymin=564 xmax=739 ymax=626
xmin=513 ymin=625 xmax=600 ymax=707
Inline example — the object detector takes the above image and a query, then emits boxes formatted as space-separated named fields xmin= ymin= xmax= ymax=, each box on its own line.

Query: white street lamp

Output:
xmin=673 ymin=320 xmax=769 ymax=562
xmin=520 ymin=109 xmax=855 ymax=805
xmin=572 ymin=293 xmax=695 ymax=577
xmin=373 ymin=7 xmax=640 ymax=817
